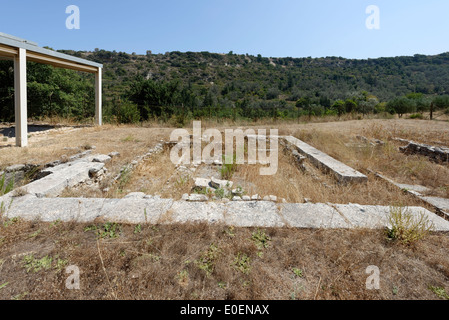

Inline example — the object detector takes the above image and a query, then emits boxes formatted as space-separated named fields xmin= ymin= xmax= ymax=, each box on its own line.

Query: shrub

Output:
xmin=409 ymin=113 xmax=423 ymax=119
xmin=117 ymin=100 xmax=141 ymax=124
xmin=386 ymin=206 xmax=434 ymax=245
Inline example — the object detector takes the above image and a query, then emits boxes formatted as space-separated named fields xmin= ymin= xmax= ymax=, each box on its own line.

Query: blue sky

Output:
xmin=1 ymin=0 xmax=449 ymax=59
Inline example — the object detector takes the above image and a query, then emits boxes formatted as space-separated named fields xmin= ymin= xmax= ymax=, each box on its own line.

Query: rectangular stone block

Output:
xmin=283 ymin=136 xmax=367 ymax=184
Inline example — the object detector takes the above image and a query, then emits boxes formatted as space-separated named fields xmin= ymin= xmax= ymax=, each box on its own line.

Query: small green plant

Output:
xmin=121 ymin=134 xmax=136 ymax=142
xmin=176 ymin=270 xmax=189 ymax=287
xmin=234 ymin=185 xmax=244 ymax=194
xmin=28 ymin=230 xmax=41 ymax=239
xmin=429 ymin=286 xmax=449 ymax=300
xmin=23 ymin=255 xmax=53 ymax=273
xmin=50 ymin=219 xmax=62 ymax=228
xmin=0 ymin=172 xmax=14 ymax=196
xmin=175 ymin=176 xmax=188 ymax=188
xmin=0 ymin=201 xmax=5 ymax=217
xmin=54 ymin=257 xmax=68 ymax=272
xmin=386 ymin=206 xmax=434 ymax=245
xmin=195 ymin=243 xmax=220 ymax=277
xmin=118 ymin=166 xmax=132 ymax=192
xmin=148 ymin=253 xmax=160 ymax=262
xmin=392 ymin=286 xmax=399 ymax=296
xmin=292 ymin=267 xmax=304 ymax=278
xmin=214 ymin=187 xmax=227 ymax=199
xmin=224 ymin=226 xmax=235 ymax=238
xmin=221 ymin=154 xmax=238 ymax=180
xmin=134 ymin=224 xmax=142 ymax=234
xmin=233 ymin=252 xmax=251 ymax=274
xmin=13 ymin=292 xmax=28 ymax=300
xmin=251 ymin=229 xmax=271 ymax=250
xmin=3 ymin=217 xmax=19 ymax=227
xmin=218 ymin=281 xmax=227 ymax=289
xmin=98 ymin=222 xmax=121 ymax=239
xmin=0 ymin=282 xmax=8 ymax=290
xmin=0 ymin=173 xmax=5 ymax=194
xmin=84 ymin=223 xmax=122 ymax=239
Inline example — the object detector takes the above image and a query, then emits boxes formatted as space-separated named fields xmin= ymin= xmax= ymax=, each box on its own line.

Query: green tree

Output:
xmin=331 ymin=100 xmax=345 ymax=117
xmin=296 ymin=97 xmax=312 ymax=118
xmin=387 ymin=97 xmax=415 ymax=118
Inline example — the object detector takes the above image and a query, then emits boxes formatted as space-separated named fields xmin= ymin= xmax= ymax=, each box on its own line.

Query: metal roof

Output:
xmin=0 ymin=32 xmax=103 ymax=70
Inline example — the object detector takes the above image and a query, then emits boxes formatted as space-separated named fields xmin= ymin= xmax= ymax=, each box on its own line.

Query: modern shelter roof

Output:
xmin=0 ymin=32 xmax=102 ymax=73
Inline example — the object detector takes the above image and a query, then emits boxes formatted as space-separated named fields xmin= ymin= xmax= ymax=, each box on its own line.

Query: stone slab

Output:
xmin=333 ymin=203 xmax=449 ymax=231
xmin=168 ymin=201 xmax=225 ymax=224
xmin=420 ymin=196 xmax=449 ymax=218
xmin=3 ymin=195 xmax=449 ymax=231
xmin=280 ymin=203 xmax=350 ymax=228
xmin=23 ymin=161 xmax=104 ymax=197
xmin=223 ymin=201 xmax=285 ymax=227
xmin=283 ymin=136 xmax=367 ymax=183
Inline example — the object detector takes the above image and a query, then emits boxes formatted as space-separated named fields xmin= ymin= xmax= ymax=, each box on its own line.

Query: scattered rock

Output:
xmin=181 ymin=193 xmax=189 ymax=201
xmin=210 ymin=177 xmax=233 ymax=189
xmin=232 ymin=196 xmax=242 ymax=201
xmin=5 ymin=164 xmax=26 ymax=173
xmin=88 ymin=167 xmax=102 ymax=177
xmin=194 ymin=178 xmax=210 ymax=189
xmin=400 ymin=141 xmax=449 ymax=163
xmin=242 ymin=196 xmax=251 ymax=201
xmin=251 ymin=194 xmax=262 ymax=201
xmin=291 ymin=150 xmax=306 ymax=164
xmin=124 ymin=192 xmax=145 ymax=199
xmin=188 ymin=194 xmax=209 ymax=202
xmin=108 ymin=152 xmax=120 ymax=158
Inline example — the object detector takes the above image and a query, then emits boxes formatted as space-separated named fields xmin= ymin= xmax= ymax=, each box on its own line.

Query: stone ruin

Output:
xmin=1 ymin=135 xmax=448 ymax=231
xmin=399 ymin=141 xmax=449 ymax=163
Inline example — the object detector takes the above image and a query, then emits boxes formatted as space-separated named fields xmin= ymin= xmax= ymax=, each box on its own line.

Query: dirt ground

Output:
xmin=0 ymin=219 xmax=448 ymax=300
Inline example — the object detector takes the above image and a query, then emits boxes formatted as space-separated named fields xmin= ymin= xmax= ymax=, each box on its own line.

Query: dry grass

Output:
xmin=232 ymin=150 xmax=426 ymax=207
xmin=0 ymin=219 xmax=448 ymax=300
xmin=284 ymin=120 xmax=449 ymax=198
xmin=7 ymin=119 xmax=444 ymax=205
xmin=114 ymin=145 xmax=194 ymax=199
xmin=0 ymin=124 xmax=171 ymax=169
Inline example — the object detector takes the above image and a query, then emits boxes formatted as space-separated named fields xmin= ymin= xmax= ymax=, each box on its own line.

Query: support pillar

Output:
xmin=95 ymin=67 xmax=102 ymax=126
xmin=14 ymin=47 xmax=27 ymax=147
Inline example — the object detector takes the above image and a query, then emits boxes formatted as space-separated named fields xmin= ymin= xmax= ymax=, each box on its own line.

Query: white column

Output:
xmin=14 ymin=48 xmax=27 ymax=147
xmin=95 ymin=67 xmax=102 ymax=126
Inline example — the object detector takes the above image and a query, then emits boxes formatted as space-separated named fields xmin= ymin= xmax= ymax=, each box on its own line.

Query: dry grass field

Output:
xmin=0 ymin=220 xmax=448 ymax=300
xmin=0 ymin=118 xmax=448 ymax=300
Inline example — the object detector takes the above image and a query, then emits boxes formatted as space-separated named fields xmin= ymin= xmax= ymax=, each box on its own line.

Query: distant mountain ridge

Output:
xmin=60 ymin=49 xmax=449 ymax=102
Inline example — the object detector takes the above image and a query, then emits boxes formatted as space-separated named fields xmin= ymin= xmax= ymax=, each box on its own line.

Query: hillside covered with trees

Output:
xmin=1 ymin=49 xmax=449 ymax=124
